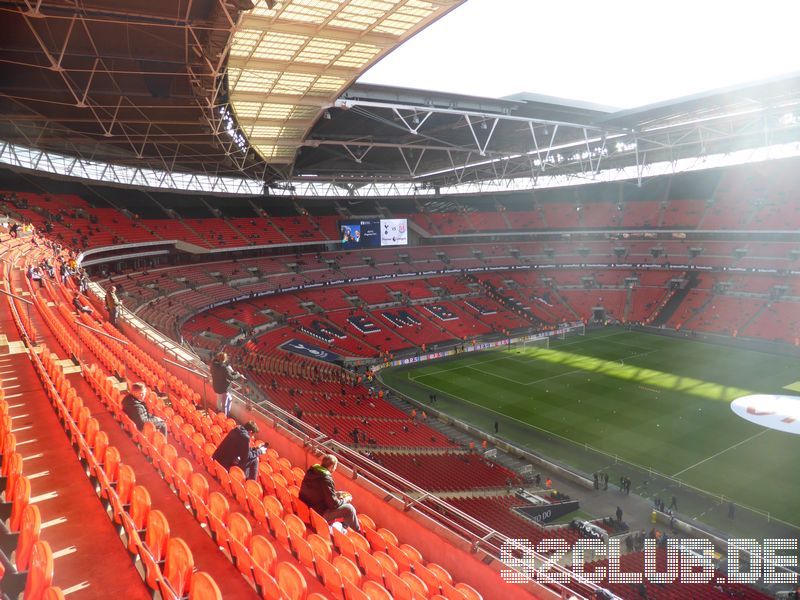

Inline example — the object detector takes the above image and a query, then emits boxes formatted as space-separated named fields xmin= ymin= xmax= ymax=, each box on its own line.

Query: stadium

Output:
xmin=0 ymin=1 xmax=799 ymax=599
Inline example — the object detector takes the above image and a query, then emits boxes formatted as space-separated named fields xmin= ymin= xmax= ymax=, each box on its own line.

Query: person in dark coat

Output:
xmin=210 ymin=351 xmax=242 ymax=416
xmin=299 ymin=454 xmax=360 ymax=533
xmin=121 ymin=382 xmax=166 ymax=436
xmin=105 ymin=284 xmax=120 ymax=325
xmin=72 ymin=293 xmax=93 ymax=314
xmin=211 ymin=420 xmax=266 ymax=480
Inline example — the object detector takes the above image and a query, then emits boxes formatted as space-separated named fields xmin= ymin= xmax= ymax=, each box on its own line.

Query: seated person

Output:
xmin=72 ymin=293 xmax=93 ymax=314
xmin=212 ymin=420 xmax=267 ymax=480
xmin=121 ymin=382 xmax=167 ymax=436
xmin=299 ymin=454 xmax=360 ymax=533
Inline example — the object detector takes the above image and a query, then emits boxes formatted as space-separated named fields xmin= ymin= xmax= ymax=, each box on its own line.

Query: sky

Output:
xmin=358 ymin=0 xmax=800 ymax=110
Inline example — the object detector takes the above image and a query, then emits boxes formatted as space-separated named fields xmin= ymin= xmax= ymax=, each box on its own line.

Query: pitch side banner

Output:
xmin=279 ymin=339 xmax=342 ymax=364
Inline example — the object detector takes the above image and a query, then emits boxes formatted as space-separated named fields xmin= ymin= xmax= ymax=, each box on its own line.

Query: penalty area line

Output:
xmin=671 ymin=429 xmax=768 ymax=478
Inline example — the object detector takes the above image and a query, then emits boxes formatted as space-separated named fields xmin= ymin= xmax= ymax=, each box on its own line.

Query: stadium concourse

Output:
xmin=2 ymin=156 xmax=799 ymax=599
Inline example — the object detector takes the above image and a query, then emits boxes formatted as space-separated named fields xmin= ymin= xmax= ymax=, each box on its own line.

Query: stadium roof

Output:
xmin=1 ymin=1 xmax=799 ymax=191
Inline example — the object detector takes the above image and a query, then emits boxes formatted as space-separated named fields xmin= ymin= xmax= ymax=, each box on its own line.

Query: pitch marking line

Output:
xmin=671 ymin=429 xmax=769 ymax=478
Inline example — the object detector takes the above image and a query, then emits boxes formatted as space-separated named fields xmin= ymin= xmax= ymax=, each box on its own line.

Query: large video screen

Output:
xmin=340 ymin=218 xmax=407 ymax=249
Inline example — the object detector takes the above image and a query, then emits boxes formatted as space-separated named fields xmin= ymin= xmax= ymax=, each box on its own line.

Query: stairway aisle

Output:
xmin=13 ymin=264 xmax=262 ymax=599
xmin=0 ymin=309 xmax=151 ymax=598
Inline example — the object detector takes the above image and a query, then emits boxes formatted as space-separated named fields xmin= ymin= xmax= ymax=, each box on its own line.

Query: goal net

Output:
xmin=560 ymin=322 xmax=586 ymax=340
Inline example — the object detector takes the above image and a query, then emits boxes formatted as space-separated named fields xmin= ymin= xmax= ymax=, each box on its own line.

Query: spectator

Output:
xmin=121 ymin=382 xmax=166 ymax=436
xmin=72 ymin=293 xmax=93 ymax=314
xmin=105 ymin=284 xmax=120 ymax=325
xmin=299 ymin=454 xmax=361 ymax=533
xmin=210 ymin=351 xmax=242 ymax=416
xmin=212 ymin=420 xmax=266 ymax=480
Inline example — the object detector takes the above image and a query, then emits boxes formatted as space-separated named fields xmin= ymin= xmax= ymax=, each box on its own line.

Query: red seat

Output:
xmin=189 ymin=572 xmax=222 ymax=600
xmin=130 ymin=485 xmax=152 ymax=532
xmin=206 ymin=491 xmax=230 ymax=544
xmin=362 ymin=580 xmax=393 ymax=600
xmin=9 ymin=475 xmax=31 ymax=532
xmin=42 ymin=587 xmax=66 ymax=600
xmin=23 ymin=540 xmax=54 ymax=600
xmin=250 ymin=534 xmax=278 ymax=588
xmin=385 ymin=570 xmax=413 ymax=600
xmin=15 ymin=503 xmax=41 ymax=571
xmin=276 ymin=561 xmax=308 ymax=600
xmin=455 ymin=582 xmax=482 ymax=600
xmin=227 ymin=511 xmax=253 ymax=575
xmin=318 ymin=554 xmax=345 ymax=598
xmin=145 ymin=509 xmax=171 ymax=563
xmin=163 ymin=537 xmax=194 ymax=597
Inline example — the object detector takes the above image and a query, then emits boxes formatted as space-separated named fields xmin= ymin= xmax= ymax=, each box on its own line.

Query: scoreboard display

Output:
xmin=339 ymin=218 xmax=408 ymax=249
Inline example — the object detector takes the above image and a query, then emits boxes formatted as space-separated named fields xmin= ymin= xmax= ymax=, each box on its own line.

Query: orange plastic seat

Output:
xmin=413 ymin=561 xmax=443 ymax=595
xmin=455 ymin=582 xmax=482 ymax=600
xmin=259 ymin=465 xmax=276 ymax=494
xmin=159 ymin=443 xmax=179 ymax=482
xmin=42 ymin=586 xmax=66 ymax=600
xmin=227 ymin=511 xmax=253 ymax=572
xmin=214 ymin=461 xmax=234 ymax=496
xmin=3 ymin=452 xmax=22 ymax=499
xmin=285 ymin=513 xmax=307 ymax=542
xmin=292 ymin=532 xmax=317 ymax=574
xmin=268 ymin=509 xmax=291 ymax=550
xmin=103 ymin=446 xmax=122 ymax=483
xmin=344 ymin=580 xmax=369 ymax=600
xmin=309 ymin=509 xmax=331 ymax=542
xmin=333 ymin=555 xmax=362 ymax=587
xmin=386 ymin=542 xmax=411 ymax=573
xmin=188 ymin=571 xmax=222 ymax=600
xmin=263 ymin=494 xmax=283 ymax=517
xmin=251 ymin=535 xmax=280 ymax=597
xmin=349 ymin=531 xmax=371 ymax=561
xmin=250 ymin=534 xmax=278 ymax=576
xmin=117 ymin=464 xmax=136 ymax=507
xmin=400 ymin=543 xmax=423 ymax=563
xmin=293 ymin=497 xmax=311 ymax=525
xmin=163 ymin=537 xmax=194 ymax=597
xmin=189 ymin=472 xmax=210 ymax=508
xmin=362 ymin=580 xmax=393 ymax=600
xmin=276 ymin=561 xmax=308 ymax=600
xmin=174 ymin=457 xmax=194 ymax=502
xmin=77 ymin=405 xmax=91 ymax=433
xmin=229 ymin=465 xmax=248 ymax=505
xmin=360 ymin=550 xmax=386 ymax=586
xmin=307 ymin=533 xmax=332 ymax=562
xmin=83 ymin=417 xmax=100 ymax=448
xmin=244 ymin=476 xmax=263 ymax=501
xmin=385 ymin=570 xmax=413 ymax=600
xmin=207 ymin=491 xmax=230 ymax=544
xmin=131 ymin=485 xmax=152 ymax=531
xmin=333 ymin=526 xmax=358 ymax=564
xmin=427 ymin=563 xmax=453 ymax=586
xmin=440 ymin=581 xmax=467 ymax=600
xmin=9 ymin=475 xmax=31 ymax=532
xmin=93 ymin=430 xmax=110 ymax=464
xmin=400 ymin=571 xmax=428 ymax=597
xmin=372 ymin=551 xmax=398 ymax=576
xmin=376 ymin=527 xmax=398 ymax=547
xmin=317 ymin=555 xmax=345 ymax=599
xmin=23 ymin=540 xmax=54 ymax=600
xmin=358 ymin=514 xmax=375 ymax=531
xmin=15 ymin=503 xmax=41 ymax=571
xmin=145 ymin=509 xmax=171 ymax=563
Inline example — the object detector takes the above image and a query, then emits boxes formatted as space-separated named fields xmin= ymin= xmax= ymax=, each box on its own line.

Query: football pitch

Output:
xmin=380 ymin=329 xmax=800 ymax=532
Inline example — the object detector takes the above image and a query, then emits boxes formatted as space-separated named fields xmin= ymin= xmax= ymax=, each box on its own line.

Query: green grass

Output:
xmin=381 ymin=329 xmax=800 ymax=531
